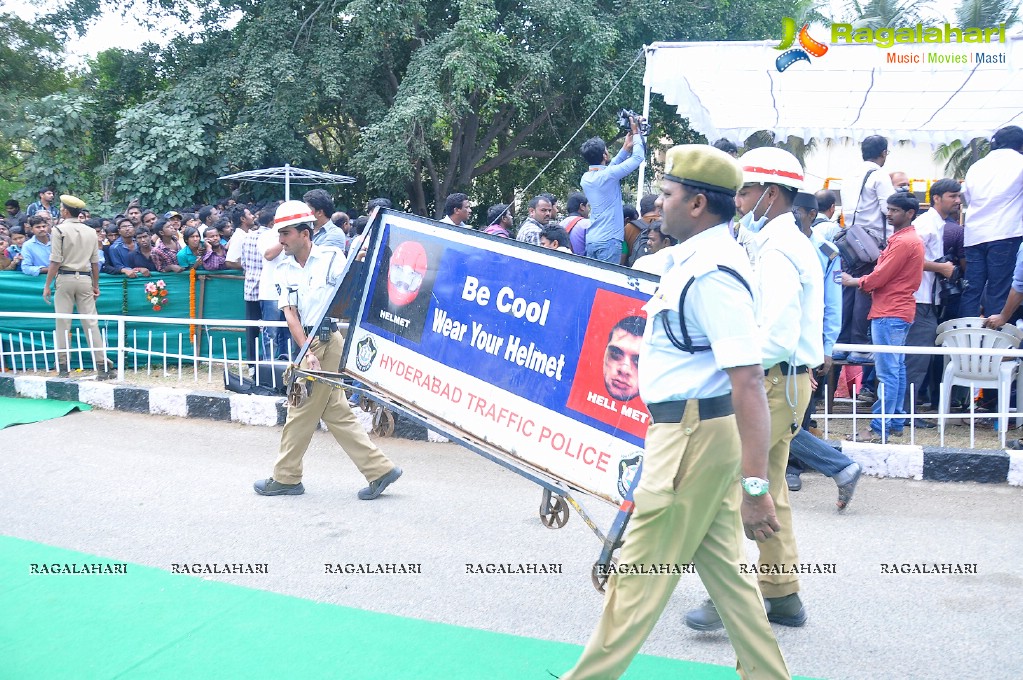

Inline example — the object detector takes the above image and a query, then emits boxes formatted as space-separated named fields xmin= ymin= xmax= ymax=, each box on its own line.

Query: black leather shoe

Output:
xmin=684 ymin=599 xmax=723 ymax=631
xmin=765 ymin=593 xmax=807 ymax=626
xmin=357 ymin=466 xmax=402 ymax=500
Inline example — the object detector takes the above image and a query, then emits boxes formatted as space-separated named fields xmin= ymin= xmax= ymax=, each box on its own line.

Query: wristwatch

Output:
xmin=741 ymin=476 xmax=770 ymax=497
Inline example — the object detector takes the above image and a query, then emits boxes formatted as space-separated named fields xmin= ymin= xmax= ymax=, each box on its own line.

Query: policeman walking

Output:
xmin=561 ymin=145 xmax=790 ymax=679
xmin=42 ymin=195 xmax=110 ymax=379
xmin=253 ymin=200 xmax=403 ymax=499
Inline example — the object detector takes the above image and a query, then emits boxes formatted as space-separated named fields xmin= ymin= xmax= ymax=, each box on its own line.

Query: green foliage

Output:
xmin=955 ymin=0 xmax=1019 ymax=28
xmin=108 ymin=100 xmax=228 ymax=208
xmin=934 ymin=138 xmax=988 ymax=179
xmin=17 ymin=93 xmax=100 ymax=203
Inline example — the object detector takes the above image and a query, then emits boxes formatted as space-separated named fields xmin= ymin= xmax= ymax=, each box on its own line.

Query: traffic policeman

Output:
xmin=42 ymin=195 xmax=110 ymax=379
xmin=253 ymin=200 xmax=402 ymax=499
xmin=687 ymin=148 xmax=824 ymax=631
xmin=562 ymin=145 xmax=790 ymax=679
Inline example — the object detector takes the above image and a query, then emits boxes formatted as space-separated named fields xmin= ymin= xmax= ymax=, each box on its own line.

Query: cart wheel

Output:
xmin=591 ymin=557 xmax=619 ymax=593
xmin=359 ymin=395 xmax=373 ymax=412
xmin=539 ymin=491 xmax=569 ymax=529
xmin=372 ymin=407 xmax=395 ymax=437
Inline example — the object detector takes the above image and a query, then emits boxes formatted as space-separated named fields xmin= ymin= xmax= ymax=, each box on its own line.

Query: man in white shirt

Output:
xmin=904 ymin=179 xmax=959 ymax=414
xmin=439 ymin=193 xmax=472 ymax=227
xmin=256 ymin=206 xmax=292 ymax=359
xmin=837 ymin=136 xmax=897 ymax=362
xmin=960 ymin=126 xmax=1023 ymax=317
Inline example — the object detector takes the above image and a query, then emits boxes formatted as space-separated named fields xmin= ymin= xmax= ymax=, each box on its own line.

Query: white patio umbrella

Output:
xmin=218 ymin=163 xmax=356 ymax=200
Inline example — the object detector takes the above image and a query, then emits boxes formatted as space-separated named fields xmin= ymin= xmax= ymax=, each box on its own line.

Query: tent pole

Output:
xmin=284 ymin=163 xmax=291 ymax=201
xmin=637 ymin=82 xmax=652 ymax=209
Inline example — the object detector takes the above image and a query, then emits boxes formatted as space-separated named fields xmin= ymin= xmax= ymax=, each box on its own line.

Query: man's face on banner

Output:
xmin=603 ymin=327 xmax=641 ymax=402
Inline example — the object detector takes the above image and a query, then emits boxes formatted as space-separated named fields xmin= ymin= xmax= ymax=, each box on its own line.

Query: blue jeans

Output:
xmin=789 ymin=429 xmax=855 ymax=478
xmin=585 ymin=239 xmax=623 ymax=264
xmin=870 ymin=317 xmax=911 ymax=434
xmin=260 ymin=300 xmax=292 ymax=360
xmin=960 ymin=236 xmax=1022 ymax=317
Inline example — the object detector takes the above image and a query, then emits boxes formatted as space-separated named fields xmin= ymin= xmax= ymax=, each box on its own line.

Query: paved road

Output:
xmin=4 ymin=410 xmax=1022 ymax=679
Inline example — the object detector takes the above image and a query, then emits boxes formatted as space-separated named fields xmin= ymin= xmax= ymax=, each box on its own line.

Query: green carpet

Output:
xmin=0 ymin=535 xmax=818 ymax=680
xmin=0 ymin=396 xmax=92 ymax=429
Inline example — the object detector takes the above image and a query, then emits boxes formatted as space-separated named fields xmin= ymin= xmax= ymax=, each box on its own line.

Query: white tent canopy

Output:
xmin=642 ymin=37 xmax=1023 ymax=148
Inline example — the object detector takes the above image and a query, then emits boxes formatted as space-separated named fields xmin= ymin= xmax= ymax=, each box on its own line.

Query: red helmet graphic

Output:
xmin=387 ymin=240 xmax=428 ymax=306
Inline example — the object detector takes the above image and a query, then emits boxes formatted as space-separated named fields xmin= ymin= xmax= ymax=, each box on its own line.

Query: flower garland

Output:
xmin=121 ymin=279 xmax=129 ymax=315
xmin=189 ymin=268 xmax=197 ymax=340
xmin=144 ymin=279 xmax=169 ymax=311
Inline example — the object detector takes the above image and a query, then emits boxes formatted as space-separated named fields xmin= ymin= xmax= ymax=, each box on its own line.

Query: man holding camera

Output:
xmin=903 ymin=179 xmax=959 ymax=413
xmin=579 ymin=113 xmax=646 ymax=264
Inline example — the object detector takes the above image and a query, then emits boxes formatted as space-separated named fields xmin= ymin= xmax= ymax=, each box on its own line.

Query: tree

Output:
xmin=844 ymin=0 xmax=932 ymax=28
xmin=16 ymin=93 xmax=100 ymax=203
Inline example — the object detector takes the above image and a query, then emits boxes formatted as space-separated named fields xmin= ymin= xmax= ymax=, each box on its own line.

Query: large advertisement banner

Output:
xmin=344 ymin=211 xmax=659 ymax=504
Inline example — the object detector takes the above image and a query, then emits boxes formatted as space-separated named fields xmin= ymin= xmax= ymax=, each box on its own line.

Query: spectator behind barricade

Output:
xmin=516 ymin=195 xmax=552 ymax=246
xmin=484 ymin=204 xmax=513 ymax=238
xmin=841 ymin=192 xmax=924 ymax=443
xmin=84 ymin=219 xmax=106 ymax=269
xmin=202 ymin=227 xmax=227 ymax=270
xmin=331 ymin=211 xmax=353 ymax=251
xmin=6 ymin=199 xmax=26 ymax=227
xmin=255 ymin=205 xmax=291 ymax=359
xmin=303 ymin=189 xmax=347 ymax=250
xmin=837 ymin=135 xmax=896 ymax=363
xmin=620 ymin=204 xmax=640 ymax=265
xmin=903 ymin=179 xmax=959 ymax=413
xmin=214 ymin=218 xmax=233 ymax=246
xmin=6 ymin=226 xmax=26 ymax=267
xmin=0 ymin=234 xmax=17 ymax=270
xmin=141 ymin=209 xmax=157 ymax=230
xmin=580 ymin=115 xmax=645 ymax=263
xmin=27 ymin=186 xmax=60 ymax=220
xmin=127 ymin=228 xmax=157 ymax=271
xmin=813 ymin=190 xmax=840 ymax=242
xmin=631 ymin=224 xmax=676 ymax=275
xmin=198 ymin=205 xmax=219 ymax=229
xmin=960 ymin=125 xmax=1023 ymax=317
xmin=237 ymin=205 xmax=265 ymax=362
xmin=441 ymin=193 xmax=472 ymax=228
xmin=539 ymin=225 xmax=572 ymax=253
xmin=224 ymin=204 xmax=255 ymax=271
xmin=177 ymin=227 xmax=204 ymax=269
xmin=890 ymin=171 xmax=911 ymax=192
xmin=182 ymin=213 xmax=200 ymax=229
xmin=540 ymin=193 xmax=560 ymax=222
xmin=108 ymin=217 xmax=151 ymax=278
xmin=559 ymin=192 xmax=590 ymax=255
xmin=21 ymin=214 xmax=52 ymax=276
xmin=150 ymin=217 xmax=183 ymax=273
xmin=623 ymin=194 xmax=661 ymax=266
xmin=712 ymin=138 xmax=739 ymax=158
xmin=126 ymin=200 xmax=142 ymax=226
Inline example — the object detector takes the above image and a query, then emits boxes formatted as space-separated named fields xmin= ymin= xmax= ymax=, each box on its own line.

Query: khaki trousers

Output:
xmin=54 ymin=273 xmax=105 ymax=369
xmin=273 ymin=331 xmax=394 ymax=485
xmin=757 ymin=367 xmax=812 ymax=598
xmin=562 ymin=400 xmax=790 ymax=680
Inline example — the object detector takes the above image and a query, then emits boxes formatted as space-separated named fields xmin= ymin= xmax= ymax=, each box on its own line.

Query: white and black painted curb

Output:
xmin=2 ymin=374 xmax=1019 ymax=486
xmin=0 ymin=374 xmax=436 ymax=442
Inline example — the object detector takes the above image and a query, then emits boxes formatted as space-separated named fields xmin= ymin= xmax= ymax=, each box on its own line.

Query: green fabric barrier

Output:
xmin=0 ymin=270 xmax=247 ymax=370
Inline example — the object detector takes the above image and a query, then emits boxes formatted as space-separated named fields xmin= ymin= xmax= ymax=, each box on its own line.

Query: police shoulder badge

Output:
xmin=355 ymin=335 xmax=378 ymax=372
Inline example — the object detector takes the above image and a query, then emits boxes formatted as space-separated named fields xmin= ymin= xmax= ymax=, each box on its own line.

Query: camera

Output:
xmin=616 ymin=109 xmax=651 ymax=136
xmin=934 ymin=255 xmax=967 ymax=305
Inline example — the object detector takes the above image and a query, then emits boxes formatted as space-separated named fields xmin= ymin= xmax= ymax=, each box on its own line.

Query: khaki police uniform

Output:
xmin=270 ymin=244 xmax=395 ymax=485
xmin=563 ymin=223 xmax=789 ymax=679
xmin=50 ymin=211 xmax=105 ymax=371
xmin=750 ymin=213 xmax=823 ymax=598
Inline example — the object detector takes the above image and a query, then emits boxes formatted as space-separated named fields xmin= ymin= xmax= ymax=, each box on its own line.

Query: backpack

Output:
xmin=834 ymin=169 xmax=885 ymax=272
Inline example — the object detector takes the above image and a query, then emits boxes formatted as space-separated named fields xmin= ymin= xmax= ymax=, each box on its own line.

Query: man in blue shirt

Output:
xmin=580 ymin=116 xmax=645 ymax=263
xmin=20 ymin=215 xmax=52 ymax=276
xmin=26 ymin=187 xmax=60 ymax=220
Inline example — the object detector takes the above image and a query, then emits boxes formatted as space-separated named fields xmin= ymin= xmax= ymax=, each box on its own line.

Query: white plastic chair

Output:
xmin=935 ymin=316 xmax=1023 ymax=343
xmin=936 ymin=326 xmax=1023 ymax=445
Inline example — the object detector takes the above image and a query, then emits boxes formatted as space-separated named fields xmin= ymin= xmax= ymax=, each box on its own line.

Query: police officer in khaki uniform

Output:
xmin=253 ymin=201 xmax=402 ymax=499
xmin=42 ymin=195 xmax=110 ymax=379
xmin=561 ymin=146 xmax=790 ymax=680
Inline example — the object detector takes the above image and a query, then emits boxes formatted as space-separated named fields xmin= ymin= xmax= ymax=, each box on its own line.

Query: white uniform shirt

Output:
xmin=962 ymin=148 xmax=1023 ymax=247
xmin=631 ymin=248 xmax=672 ymax=276
xmin=275 ymin=244 xmax=347 ymax=326
xmin=257 ymin=229 xmax=285 ymax=302
xmin=911 ymin=207 xmax=946 ymax=305
xmin=639 ymin=227 xmax=763 ymax=403
xmin=751 ymin=213 xmax=824 ymax=369
xmin=841 ymin=161 xmax=896 ymax=243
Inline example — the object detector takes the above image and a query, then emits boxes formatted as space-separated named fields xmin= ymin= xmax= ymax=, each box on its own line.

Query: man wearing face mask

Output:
xmin=686 ymin=146 xmax=823 ymax=632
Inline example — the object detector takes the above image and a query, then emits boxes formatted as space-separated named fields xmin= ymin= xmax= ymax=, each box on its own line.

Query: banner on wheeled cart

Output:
xmin=344 ymin=210 xmax=659 ymax=504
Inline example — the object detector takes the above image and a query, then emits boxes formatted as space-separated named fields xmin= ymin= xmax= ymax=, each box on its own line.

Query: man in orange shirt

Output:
xmin=841 ymin=192 xmax=924 ymax=443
